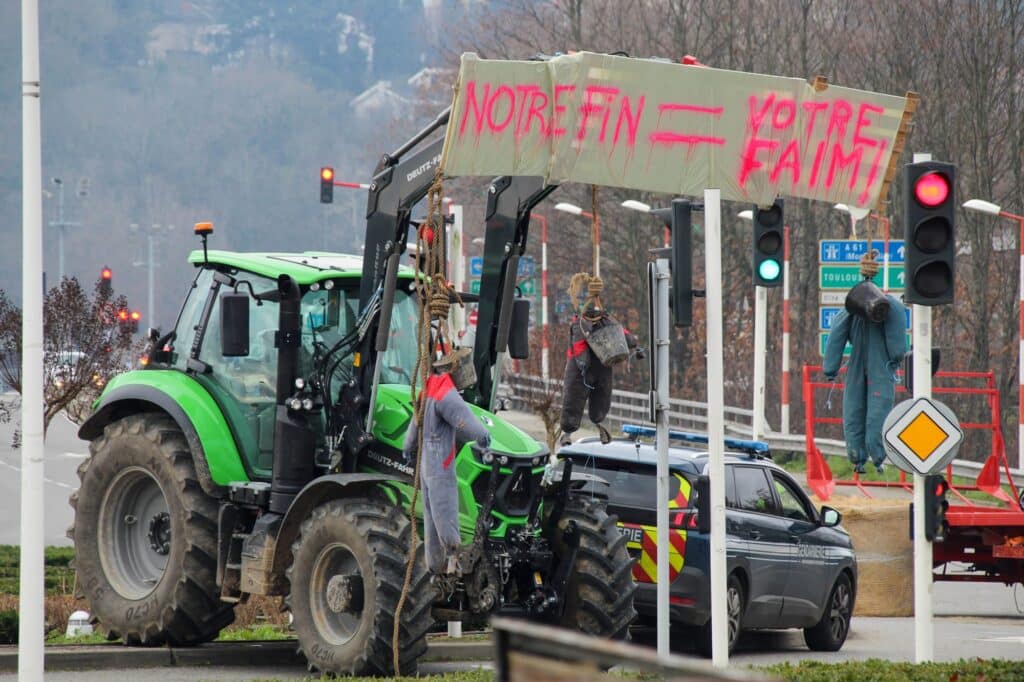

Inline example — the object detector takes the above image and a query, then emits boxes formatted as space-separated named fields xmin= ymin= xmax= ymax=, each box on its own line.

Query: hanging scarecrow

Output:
xmin=823 ymin=252 xmax=908 ymax=474
xmin=403 ymin=350 xmax=490 ymax=574
xmin=560 ymin=273 xmax=642 ymax=446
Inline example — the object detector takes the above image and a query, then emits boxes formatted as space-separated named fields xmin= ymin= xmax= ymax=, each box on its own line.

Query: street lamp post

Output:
xmin=132 ymin=223 xmax=174 ymax=328
xmin=963 ymin=198 xmax=1024 ymax=470
xmin=532 ymin=213 xmax=551 ymax=383
xmin=554 ymin=202 xmax=600 ymax=277
xmin=48 ymin=177 xmax=81 ymax=282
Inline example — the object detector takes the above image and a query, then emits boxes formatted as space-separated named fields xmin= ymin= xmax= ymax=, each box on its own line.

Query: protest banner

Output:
xmin=441 ymin=52 xmax=908 ymax=209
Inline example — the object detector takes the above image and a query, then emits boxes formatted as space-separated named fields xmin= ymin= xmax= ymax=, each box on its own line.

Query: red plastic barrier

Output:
xmin=803 ymin=365 xmax=1018 ymax=505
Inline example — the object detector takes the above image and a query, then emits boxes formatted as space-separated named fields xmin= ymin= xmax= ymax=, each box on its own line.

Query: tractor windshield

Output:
xmin=300 ymin=284 xmax=420 ymax=387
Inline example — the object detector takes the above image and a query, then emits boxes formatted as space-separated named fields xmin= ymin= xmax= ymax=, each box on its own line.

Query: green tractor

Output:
xmin=70 ymin=109 xmax=635 ymax=675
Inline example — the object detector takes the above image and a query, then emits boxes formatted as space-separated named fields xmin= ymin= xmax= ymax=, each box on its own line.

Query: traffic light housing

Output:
xmin=904 ymin=161 xmax=956 ymax=305
xmin=924 ymin=474 xmax=950 ymax=542
xmin=752 ymin=199 xmax=784 ymax=287
xmin=100 ymin=266 xmax=113 ymax=296
xmin=320 ymin=167 xmax=334 ymax=204
xmin=130 ymin=310 xmax=141 ymax=334
xmin=651 ymin=198 xmax=693 ymax=326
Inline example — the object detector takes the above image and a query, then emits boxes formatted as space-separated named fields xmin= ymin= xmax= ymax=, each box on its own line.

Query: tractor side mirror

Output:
xmin=695 ymin=475 xmax=711 ymax=534
xmin=220 ymin=292 xmax=250 ymax=357
xmin=508 ymin=298 xmax=531 ymax=360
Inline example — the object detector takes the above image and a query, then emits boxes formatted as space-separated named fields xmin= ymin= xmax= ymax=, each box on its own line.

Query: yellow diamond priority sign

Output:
xmin=883 ymin=398 xmax=963 ymax=475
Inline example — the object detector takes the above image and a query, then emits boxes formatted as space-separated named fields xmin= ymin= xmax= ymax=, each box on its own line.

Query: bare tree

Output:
xmin=0 ymin=276 xmax=140 ymax=435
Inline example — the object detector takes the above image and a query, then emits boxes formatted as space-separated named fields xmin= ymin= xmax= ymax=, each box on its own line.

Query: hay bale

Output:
xmin=821 ymin=495 xmax=913 ymax=617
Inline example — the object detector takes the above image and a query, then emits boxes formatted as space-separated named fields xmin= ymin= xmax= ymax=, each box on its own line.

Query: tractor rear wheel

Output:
xmin=286 ymin=497 xmax=434 ymax=676
xmin=551 ymin=496 xmax=637 ymax=639
xmin=70 ymin=413 xmax=235 ymax=645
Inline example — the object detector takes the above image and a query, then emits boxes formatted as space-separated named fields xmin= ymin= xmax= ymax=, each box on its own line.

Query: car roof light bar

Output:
xmin=621 ymin=424 xmax=770 ymax=456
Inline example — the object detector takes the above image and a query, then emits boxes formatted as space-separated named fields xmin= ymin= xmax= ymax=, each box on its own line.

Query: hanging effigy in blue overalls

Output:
xmin=823 ymin=253 xmax=908 ymax=474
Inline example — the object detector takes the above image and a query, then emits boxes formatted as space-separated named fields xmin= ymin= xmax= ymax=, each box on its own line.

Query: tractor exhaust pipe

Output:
xmin=270 ymin=274 xmax=315 ymax=514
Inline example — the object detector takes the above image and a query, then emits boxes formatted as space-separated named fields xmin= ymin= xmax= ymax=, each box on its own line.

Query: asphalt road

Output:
xmin=0 ymin=399 xmax=83 ymax=546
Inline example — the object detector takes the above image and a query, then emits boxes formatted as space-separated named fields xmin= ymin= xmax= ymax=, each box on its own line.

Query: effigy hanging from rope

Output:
xmin=393 ymin=168 xmax=491 ymax=673
xmin=823 ymin=212 xmax=909 ymax=475
xmin=559 ymin=187 xmax=643 ymax=446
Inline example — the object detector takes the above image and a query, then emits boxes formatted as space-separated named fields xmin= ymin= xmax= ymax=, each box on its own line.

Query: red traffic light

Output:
xmin=101 ymin=267 xmax=112 ymax=280
xmin=914 ymin=172 xmax=950 ymax=208
xmin=117 ymin=309 xmax=129 ymax=321
xmin=130 ymin=311 xmax=141 ymax=321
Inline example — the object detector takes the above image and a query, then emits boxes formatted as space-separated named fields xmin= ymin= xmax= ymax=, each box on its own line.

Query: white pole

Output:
xmin=20 ymin=1 xmax=45 ymax=678
xmin=147 ymin=232 xmax=155 ymax=328
xmin=446 ymin=202 xmax=464 ymax=640
xmin=540 ymin=216 xmax=550 ymax=382
xmin=752 ymin=285 xmax=767 ymax=439
xmin=912 ymin=304 xmax=933 ymax=662
xmin=911 ymin=151 xmax=933 ymax=663
xmin=654 ymin=257 xmax=671 ymax=658
xmin=449 ymin=204 xmax=464 ymax=333
xmin=704 ymin=189 xmax=728 ymax=667
xmin=781 ymin=226 xmax=791 ymax=435
xmin=1018 ymin=218 xmax=1024 ymax=471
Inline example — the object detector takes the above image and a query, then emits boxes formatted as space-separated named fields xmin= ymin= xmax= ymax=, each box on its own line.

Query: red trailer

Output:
xmin=803 ymin=365 xmax=1024 ymax=585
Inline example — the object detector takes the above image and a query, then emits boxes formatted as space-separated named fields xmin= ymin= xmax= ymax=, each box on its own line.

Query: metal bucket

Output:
xmin=583 ymin=320 xmax=629 ymax=366
xmin=845 ymin=280 xmax=890 ymax=324
xmin=435 ymin=346 xmax=477 ymax=390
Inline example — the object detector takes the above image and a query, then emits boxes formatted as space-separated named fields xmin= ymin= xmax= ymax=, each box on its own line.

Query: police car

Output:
xmin=558 ymin=425 xmax=856 ymax=656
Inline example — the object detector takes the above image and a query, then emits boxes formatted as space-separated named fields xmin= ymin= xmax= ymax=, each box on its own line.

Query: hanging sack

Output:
xmin=581 ymin=317 xmax=629 ymax=366
xmin=434 ymin=346 xmax=477 ymax=390
xmin=845 ymin=280 xmax=890 ymax=324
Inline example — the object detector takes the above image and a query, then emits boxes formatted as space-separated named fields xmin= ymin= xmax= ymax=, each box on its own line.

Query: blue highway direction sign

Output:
xmin=820 ymin=239 xmax=905 ymax=264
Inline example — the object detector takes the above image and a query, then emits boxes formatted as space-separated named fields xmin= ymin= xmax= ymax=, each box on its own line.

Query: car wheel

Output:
xmin=696 ymin=573 xmax=744 ymax=657
xmin=804 ymin=573 xmax=853 ymax=651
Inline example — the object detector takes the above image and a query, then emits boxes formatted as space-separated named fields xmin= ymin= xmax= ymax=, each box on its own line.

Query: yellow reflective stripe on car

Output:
xmin=620 ymin=522 xmax=687 ymax=584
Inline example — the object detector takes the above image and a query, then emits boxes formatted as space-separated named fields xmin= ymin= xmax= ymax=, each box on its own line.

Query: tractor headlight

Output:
xmin=301 ymin=398 xmax=314 ymax=411
xmin=482 ymin=451 xmax=494 ymax=464
xmin=294 ymin=377 xmax=305 ymax=390
xmin=288 ymin=398 xmax=302 ymax=411
xmin=498 ymin=455 xmax=509 ymax=466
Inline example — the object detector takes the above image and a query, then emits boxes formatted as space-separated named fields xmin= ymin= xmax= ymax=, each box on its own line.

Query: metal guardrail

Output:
xmin=502 ymin=375 xmax=1024 ymax=487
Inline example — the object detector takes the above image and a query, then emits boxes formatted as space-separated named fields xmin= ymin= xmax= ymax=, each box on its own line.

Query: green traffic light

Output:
xmin=758 ymin=259 xmax=781 ymax=282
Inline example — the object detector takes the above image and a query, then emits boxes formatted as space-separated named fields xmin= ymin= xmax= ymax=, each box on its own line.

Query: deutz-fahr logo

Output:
xmin=406 ymin=153 xmax=442 ymax=183
xmin=367 ymin=450 xmax=413 ymax=477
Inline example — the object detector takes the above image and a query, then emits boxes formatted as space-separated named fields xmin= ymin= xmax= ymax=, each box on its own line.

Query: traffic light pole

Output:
xmin=912 ymin=151 xmax=934 ymax=663
xmin=652 ymin=256 xmax=671 ymax=659
xmin=752 ymin=285 xmax=767 ymax=439
xmin=704 ymin=189 xmax=728 ymax=667
xmin=912 ymin=304 xmax=934 ymax=662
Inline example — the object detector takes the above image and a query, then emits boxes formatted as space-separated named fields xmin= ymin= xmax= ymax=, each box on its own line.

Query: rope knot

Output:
xmin=859 ymin=251 xmax=880 ymax=279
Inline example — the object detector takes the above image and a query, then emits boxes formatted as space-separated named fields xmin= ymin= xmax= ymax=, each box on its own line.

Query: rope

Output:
xmin=393 ymin=166 xmax=445 ymax=675
xmin=860 ymin=212 xmax=879 ymax=280
xmin=590 ymin=184 xmax=600 ymax=276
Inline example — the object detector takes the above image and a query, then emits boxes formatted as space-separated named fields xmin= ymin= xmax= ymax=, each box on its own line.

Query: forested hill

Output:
xmin=0 ymin=0 xmax=454 ymax=326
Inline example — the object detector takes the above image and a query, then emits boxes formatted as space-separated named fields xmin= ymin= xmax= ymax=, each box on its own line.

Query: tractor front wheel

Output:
xmin=551 ymin=496 xmax=637 ymax=639
xmin=70 ymin=413 xmax=234 ymax=645
xmin=286 ymin=497 xmax=434 ymax=676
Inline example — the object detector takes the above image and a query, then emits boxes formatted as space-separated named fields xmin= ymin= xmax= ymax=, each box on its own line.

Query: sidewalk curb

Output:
xmin=0 ymin=638 xmax=493 ymax=672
